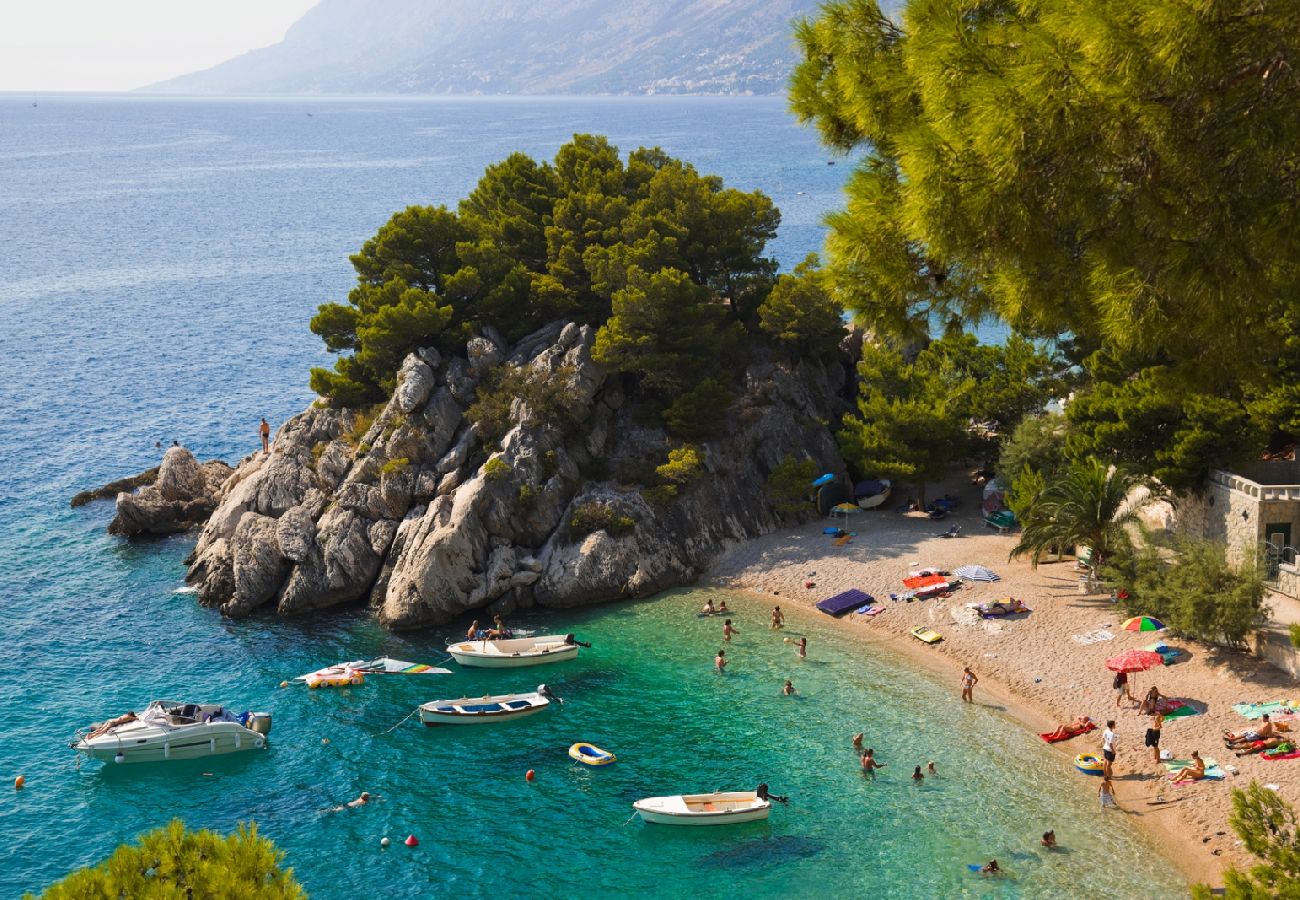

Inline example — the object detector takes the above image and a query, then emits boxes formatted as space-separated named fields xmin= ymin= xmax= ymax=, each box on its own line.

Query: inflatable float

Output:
xmin=911 ymin=626 xmax=943 ymax=644
xmin=568 ymin=742 xmax=616 ymax=766
xmin=1075 ymin=753 xmax=1104 ymax=775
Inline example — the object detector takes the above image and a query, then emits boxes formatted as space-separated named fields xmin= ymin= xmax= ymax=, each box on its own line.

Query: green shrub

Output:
xmin=656 ymin=445 xmax=704 ymax=485
xmin=1105 ymin=534 xmax=1267 ymax=647
xmin=381 ymin=413 xmax=407 ymax=440
xmin=468 ymin=363 xmax=582 ymax=447
xmin=1289 ymin=623 xmax=1300 ymax=650
xmin=344 ymin=403 xmax=384 ymax=447
xmin=381 ymin=457 xmax=410 ymax=476
xmin=1193 ymin=783 xmax=1300 ymax=898
xmin=484 ymin=457 xmax=513 ymax=481
xmin=518 ymin=483 xmax=537 ymax=508
xmin=542 ymin=449 xmax=560 ymax=479
xmin=998 ymin=414 xmax=1069 ymax=483
xmin=311 ymin=441 xmax=330 ymax=463
xmin=569 ymin=501 xmax=636 ymax=537
xmin=766 ymin=454 xmax=819 ymax=515
xmin=643 ymin=484 xmax=678 ymax=506
xmin=30 ymin=819 xmax=303 ymax=899
xmin=663 ymin=378 xmax=732 ymax=439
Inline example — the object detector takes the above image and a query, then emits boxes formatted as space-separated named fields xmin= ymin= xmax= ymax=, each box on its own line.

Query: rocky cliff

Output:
xmin=184 ymin=321 xmax=847 ymax=629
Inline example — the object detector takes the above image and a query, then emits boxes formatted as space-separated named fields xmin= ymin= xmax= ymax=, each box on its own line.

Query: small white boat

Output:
xmin=71 ymin=700 xmax=271 ymax=764
xmin=446 ymin=634 xmax=584 ymax=668
xmin=856 ymin=478 xmax=892 ymax=510
xmin=418 ymin=685 xmax=558 ymax=726
xmin=633 ymin=791 xmax=771 ymax=826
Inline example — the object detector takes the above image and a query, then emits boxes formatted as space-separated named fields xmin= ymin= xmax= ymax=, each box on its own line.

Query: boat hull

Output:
xmin=446 ymin=636 xmax=579 ymax=668
xmin=633 ymin=792 xmax=770 ymax=826
xmin=419 ymin=705 xmax=547 ymax=726
xmin=418 ymin=691 xmax=552 ymax=726
xmin=74 ymin=726 xmax=265 ymax=763
xmin=635 ymin=806 xmax=770 ymax=826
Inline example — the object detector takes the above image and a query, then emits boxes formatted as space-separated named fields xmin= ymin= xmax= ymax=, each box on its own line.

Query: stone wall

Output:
xmin=1175 ymin=481 xmax=1260 ymax=564
xmin=1277 ymin=563 xmax=1300 ymax=602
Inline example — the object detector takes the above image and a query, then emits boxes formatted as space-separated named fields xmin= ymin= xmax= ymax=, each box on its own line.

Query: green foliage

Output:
xmin=381 ymin=414 xmax=407 ymax=441
xmin=1005 ymin=465 xmax=1046 ymax=524
xmin=483 ymin=457 xmax=512 ymax=482
xmin=381 ymin=457 xmax=410 ymax=476
xmin=1192 ymin=783 xmax=1300 ymax=899
xmin=311 ymin=441 xmax=330 ymax=464
xmin=1106 ymin=534 xmax=1267 ymax=647
xmin=655 ymin=445 xmax=704 ymax=486
xmin=642 ymin=484 xmax=678 ymax=506
xmin=517 ymin=483 xmax=537 ymax=508
xmin=1290 ymin=624 xmax=1300 ymax=651
xmin=31 ymin=819 xmax=303 ymax=900
xmin=311 ymin=135 xmax=782 ymax=412
xmin=343 ymin=404 xmax=383 ymax=447
xmin=998 ymin=415 xmax=1069 ymax=485
xmin=1011 ymin=458 xmax=1163 ymax=576
xmin=662 ymin=378 xmax=733 ymax=440
xmin=767 ymin=454 xmax=819 ymax=516
xmin=467 ymin=363 xmax=582 ymax=447
xmin=792 ymin=0 xmax=1300 ymax=485
xmin=568 ymin=501 xmax=636 ymax=538
xmin=838 ymin=339 xmax=970 ymax=507
xmin=757 ymin=254 xmax=844 ymax=357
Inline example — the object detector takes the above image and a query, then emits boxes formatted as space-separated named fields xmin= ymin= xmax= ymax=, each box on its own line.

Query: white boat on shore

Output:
xmin=633 ymin=791 xmax=771 ymax=826
xmin=418 ymin=685 xmax=558 ymax=726
xmin=446 ymin=634 xmax=585 ymax=668
xmin=71 ymin=700 xmax=271 ymax=764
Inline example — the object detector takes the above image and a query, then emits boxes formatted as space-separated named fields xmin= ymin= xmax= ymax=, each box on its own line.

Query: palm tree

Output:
xmin=1010 ymin=458 xmax=1164 ymax=581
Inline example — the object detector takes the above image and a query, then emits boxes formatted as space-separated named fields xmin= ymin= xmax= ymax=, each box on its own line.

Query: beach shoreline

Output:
xmin=704 ymin=478 xmax=1297 ymax=889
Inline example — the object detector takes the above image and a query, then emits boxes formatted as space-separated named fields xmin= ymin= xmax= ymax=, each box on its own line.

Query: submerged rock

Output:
xmin=105 ymin=447 xmax=231 ymax=536
xmin=184 ymin=322 xmax=850 ymax=626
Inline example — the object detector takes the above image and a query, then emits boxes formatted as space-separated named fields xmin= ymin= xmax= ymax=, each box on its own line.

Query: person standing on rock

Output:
xmin=260 ymin=417 xmax=271 ymax=454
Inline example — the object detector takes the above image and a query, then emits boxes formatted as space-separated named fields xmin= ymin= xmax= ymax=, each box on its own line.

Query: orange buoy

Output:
xmin=404 ymin=834 xmax=419 ymax=847
xmin=525 ymin=769 xmax=536 ymax=782
xmin=14 ymin=775 xmax=24 ymax=790
xmin=279 ymin=681 xmax=289 ymax=688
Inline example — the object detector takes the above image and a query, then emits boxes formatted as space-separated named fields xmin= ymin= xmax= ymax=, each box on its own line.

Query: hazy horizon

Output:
xmin=0 ymin=0 xmax=317 ymax=92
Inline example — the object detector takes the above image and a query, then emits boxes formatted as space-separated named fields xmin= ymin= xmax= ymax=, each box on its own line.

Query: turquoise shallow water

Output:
xmin=0 ymin=95 xmax=1172 ymax=897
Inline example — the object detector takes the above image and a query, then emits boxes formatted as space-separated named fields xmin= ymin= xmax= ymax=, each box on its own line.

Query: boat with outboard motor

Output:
xmin=632 ymin=790 xmax=771 ymax=825
xmin=418 ymin=685 xmax=559 ymax=725
xmin=445 ymin=633 xmax=587 ymax=668
xmin=70 ymin=700 xmax=272 ymax=764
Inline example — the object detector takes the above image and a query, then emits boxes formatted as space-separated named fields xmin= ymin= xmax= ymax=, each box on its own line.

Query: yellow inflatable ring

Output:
xmin=1075 ymin=753 xmax=1104 ymax=775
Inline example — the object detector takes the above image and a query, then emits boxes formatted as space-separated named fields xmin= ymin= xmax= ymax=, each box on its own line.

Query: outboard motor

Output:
xmin=537 ymin=684 xmax=562 ymax=705
xmin=564 ymin=633 xmax=592 ymax=648
xmin=247 ymin=712 xmax=273 ymax=735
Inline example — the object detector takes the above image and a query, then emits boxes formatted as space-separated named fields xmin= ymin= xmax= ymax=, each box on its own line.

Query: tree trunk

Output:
xmin=916 ymin=481 xmax=927 ymax=509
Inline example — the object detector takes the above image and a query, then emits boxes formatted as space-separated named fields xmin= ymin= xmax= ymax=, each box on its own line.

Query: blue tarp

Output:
xmin=854 ymin=479 xmax=886 ymax=498
xmin=816 ymin=588 xmax=874 ymax=617
xmin=812 ymin=473 xmax=836 ymax=487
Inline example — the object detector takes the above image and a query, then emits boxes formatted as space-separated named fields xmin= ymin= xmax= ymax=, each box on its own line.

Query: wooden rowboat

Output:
xmin=633 ymin=791 xmax=770 ymax=826
xmin=418 ymin=686 xmax=557 ymax=726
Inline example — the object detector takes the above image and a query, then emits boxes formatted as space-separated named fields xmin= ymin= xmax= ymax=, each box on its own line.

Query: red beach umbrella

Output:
xmin=1105 ymin=650 xmax=1164 ymax=673
xmin=1105 ymin=649 xmax=1164 ymax=695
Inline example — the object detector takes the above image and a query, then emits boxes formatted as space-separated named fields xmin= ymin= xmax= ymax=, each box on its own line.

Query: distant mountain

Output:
xmin=145 ymin=0 xmax=841 ymax=96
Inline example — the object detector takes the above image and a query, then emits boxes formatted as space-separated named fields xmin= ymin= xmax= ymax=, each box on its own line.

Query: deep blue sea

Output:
xmin=0 ymin=94 xmax=1179 ymax=898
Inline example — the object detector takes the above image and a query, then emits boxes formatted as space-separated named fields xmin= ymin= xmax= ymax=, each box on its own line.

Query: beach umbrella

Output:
xmin=1120 ymin=615 xmax=1166 ymax=632
xmin=1105 ymin=648 xmax=1164 ymax=694
xmin=812 ymin=473 xmax=836 ymax=487
xmin=954 ymin=564 xmax=1000 ymax=582
xmin=832 ymin=502 xmax=860 ymax=528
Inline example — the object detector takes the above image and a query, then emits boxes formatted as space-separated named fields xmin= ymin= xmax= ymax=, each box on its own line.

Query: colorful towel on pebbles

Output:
xmin=1232 ymin=701 xmax=1300 ymax=720
xmin=1163 ymin=758 xmax=1225 ymax=781
xmin=1263 ymin=750 xmax=1300 ymax=761
xmin=1071 ymin=629 xmax=1114 ymax=645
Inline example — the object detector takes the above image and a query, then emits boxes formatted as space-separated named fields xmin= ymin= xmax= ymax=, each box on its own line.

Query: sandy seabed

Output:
xmin=705 ymin=478 xmax=1299 ymax=887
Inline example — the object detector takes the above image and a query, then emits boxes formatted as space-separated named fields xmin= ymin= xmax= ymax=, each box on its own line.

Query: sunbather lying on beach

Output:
xmin=1042 ymin=716 xmax=1094 ymax=742
xmin=1236 ymin=738 xmax=1291 ymax=757
xmin=1226 ymin=714 xmax=1276 ymax=746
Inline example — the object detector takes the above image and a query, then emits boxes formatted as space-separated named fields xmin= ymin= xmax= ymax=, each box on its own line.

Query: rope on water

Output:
xmin=621 ymin=811 xmax=640 ymax=827
xmin=376 ymin=707 xmax=419 ymax=736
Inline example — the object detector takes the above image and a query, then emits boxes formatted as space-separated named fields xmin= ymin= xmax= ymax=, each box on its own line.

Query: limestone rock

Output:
xmin=107 ymin=447 xmax=231 ymax=536
xmin=393 ymin=356 xmax=435 ymax=414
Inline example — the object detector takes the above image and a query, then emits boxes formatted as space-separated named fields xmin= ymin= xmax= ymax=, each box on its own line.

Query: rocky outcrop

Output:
xmin=184 ymin=322 xmax=849 ymax=626
xmin=106 ymin=448 xmax=232 ymax=536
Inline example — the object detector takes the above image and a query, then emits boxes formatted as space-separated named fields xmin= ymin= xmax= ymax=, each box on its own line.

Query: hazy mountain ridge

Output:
xmin=146 ymin=0 xmax=834 ymax=95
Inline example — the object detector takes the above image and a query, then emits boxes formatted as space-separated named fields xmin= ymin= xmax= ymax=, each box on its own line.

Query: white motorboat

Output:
xmin=633 ymin=791 xmax=771 ymax=826
xmin=71 ymin=700 xmax=271 ymax=764
xmin=446 ymin=633 xmax=585 ymax=668
xmin=418 ymin=685 xmax=558 ymax=726
xmin=855 ymin=478 xmax=892 ymax=510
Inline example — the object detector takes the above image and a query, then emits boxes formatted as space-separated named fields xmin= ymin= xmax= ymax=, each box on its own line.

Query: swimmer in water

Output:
xmin=796 ymin=637 xmax=807 ymax=659
xmin=927 ymin=761 xmax=937 ymax=776
xmin=715 ymin=649 xmax=727 ymax=673
xmin=852 ymin=732 xmax=864 ymax=752
xmin=912 ymin=766 xmax=924 ymax=782
xmin=723 ymin=619 xmax=739 ymax=642
xmin=771 ymin=605 xmax=784 ymax=630
xmin=783 ymin=680 xmax=796 ymax=696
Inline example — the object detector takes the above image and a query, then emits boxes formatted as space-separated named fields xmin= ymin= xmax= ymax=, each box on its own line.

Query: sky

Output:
xmin=0 ymin=0 xmax=319 ymax=92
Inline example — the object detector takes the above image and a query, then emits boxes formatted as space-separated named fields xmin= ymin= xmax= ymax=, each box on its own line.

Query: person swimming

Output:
xmin=715 ymin=649 xmax=727 ymax=673
xmin=860 ymin=749 xmax=885 ymax=778
xmin=979 ymin=859 xmax=1000 ymax=875
xmin=852 ymin=732 xmax=864 ymax=752
xmin=912 ymin=766 xmax=924 ymax=781
xmin=796 ymin=637 xmax=807 ymax=659
xmin=1041 ymin=830 xmax=1057 ymax=848
xmin=783 ymin=680 xmax=796 ymax=696
xmin=927 ymin=761 xmax=937 ymax=776
xmin=330 ymin=791 xmax=372 ymax=812
xmin=723 ymin=619 xmax=739 ymax=642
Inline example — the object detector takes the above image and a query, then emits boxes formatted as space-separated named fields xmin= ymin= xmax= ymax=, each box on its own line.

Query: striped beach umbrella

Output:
xmin=954 ymin=564 xmax=1000 ymax=582
xmin=1121 ymin=615 xmax=1166 ymax=632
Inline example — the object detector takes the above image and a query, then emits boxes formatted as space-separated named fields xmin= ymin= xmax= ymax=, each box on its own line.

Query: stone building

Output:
xmin=1177 ymin=461 xmax=1300 ymax=599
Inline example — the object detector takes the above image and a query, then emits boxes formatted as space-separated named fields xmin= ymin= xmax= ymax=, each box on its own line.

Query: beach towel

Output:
xmin=1164 ymin=758 xmax=1225 ymax=781
xmin=1232 ymin=701 xmax=1300 ymax=720
xmin=1071 ymin=629 xmax=1114 ymax=646
xmin=861 ymin=606 xmax=887 ymax=617
xmin=1156 ymin=699 xmax=1201 ymax=719
xmin=903 ymin=574 xmax=948 ymax=589
xmin=1262 ymin=750 xmax=1300 ymax=761
xmin=833 ymin=534 xmax=853 ymax=546
xmin=1039 ymin=719 xmax=1095 ymax=743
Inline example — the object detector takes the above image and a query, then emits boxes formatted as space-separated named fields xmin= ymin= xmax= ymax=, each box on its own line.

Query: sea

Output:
xmin=0 ymin=94 xmax=1181 ymax=898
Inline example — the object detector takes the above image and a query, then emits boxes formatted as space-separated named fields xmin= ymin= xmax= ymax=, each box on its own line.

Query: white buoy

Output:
xmin=380 ymin=837 xmax=390 ymax=848
xmin=114 ymin=751 xmax=125 ymax=764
